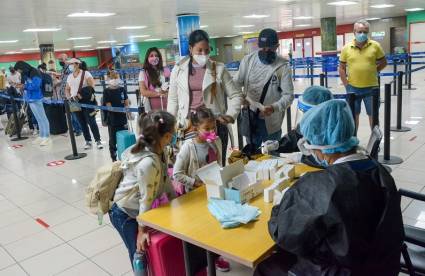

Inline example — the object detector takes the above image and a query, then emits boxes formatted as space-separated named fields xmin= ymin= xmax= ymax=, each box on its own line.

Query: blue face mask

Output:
xmin=312 ymin=152 xmax=329 ymax=167
xmin=355 ymin=32 xmax=368 ymax=43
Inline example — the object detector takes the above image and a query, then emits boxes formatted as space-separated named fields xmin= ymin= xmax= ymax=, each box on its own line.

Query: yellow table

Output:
xmin=139 ymin=164 xmax=319 ymax=275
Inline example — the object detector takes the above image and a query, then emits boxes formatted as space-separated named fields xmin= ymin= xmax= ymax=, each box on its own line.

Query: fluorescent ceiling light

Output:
xmin=74 ymin=45 xmax=92 ymax=48
xmin=55 ymin=48 xmax=70 ymax=51
xmin=234 ymin=24 xmax=254 ymax=28
xmin=405 ymin=8 xmax=425 ymax=12
xmin=67 ymin=11 xmax=115 ymax=17
xmin=97 ymin=40 xmax=117 ymax=44
xmin=366 ymin=17 xmax=381 ymax=21
xmin=21 ymin=48 xmax=39 ymax=51
xmin=200 ymin=25 xmax=208 ymax=28
xmin=82 ymin=48 xmax=95 ymax=51
xmin=67 ymin=37 xmax=92 ymax=41
xmin=224 ymin=35 xmax=239 ymax=38
xmin=144 ymin=38 xmax=161 ymax=41
xmin=96 ymin=46 xmax=110 ymax=49
xmin=243 ymin=14 xmax=269 ymax=19
xmin=130 ymin=35 xmax=150 ymax=38
xmin=293 ymin=16 xmax=313 ymax=20
xmin=116 ymin=26 xmax=147 ymax=30
xmin=23 ymin=28 xmax=61 ymax=32
xmin=327 ymin=1 xmax=358 ymax=6
xmin=210 ymin=36 xmax=219 ymax=39
xmin=0 ymin=40 xmax=18 ymax=44
xmin=5 ymin=51 xmax=22 ymax=54
xmin=239 ymin=31 xmax=254 ymax=34
xmin=295 ymin=24 xmax=311 ymax=27
xmin=370 ymin=4 xmax=395 ymax=8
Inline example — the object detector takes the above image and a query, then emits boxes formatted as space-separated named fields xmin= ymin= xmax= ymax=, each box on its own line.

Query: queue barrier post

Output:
xmin=371 ymin=87 xmax=380 ymax=129
xmin=392 ymin=59 xmax=397 ymax=96
xmin=286 ymin=106 xmax=292 ymax=132
xmin=405 ymin=55 xmax=416 ymax=90
xmin=10 ymin=96 xmax=28 ymax=141
xmin=309 ymin=62 xmax=314 ymax=86
xmin=378 ymin=83 xmax=403 ymax=165
xmin=63 ymin=99 xmax=87 ymax=160
xmin=404 ymin=55 xmax=408 ymax=85
xmin=391 ymin=71 xmax=411 ymax=132
xmin=319 ymin=73 xmax=325 ymax=87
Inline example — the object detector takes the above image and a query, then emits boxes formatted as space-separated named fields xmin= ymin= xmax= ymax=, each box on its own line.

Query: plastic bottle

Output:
xmin=133 ymin=251 xmax=148 ymax=276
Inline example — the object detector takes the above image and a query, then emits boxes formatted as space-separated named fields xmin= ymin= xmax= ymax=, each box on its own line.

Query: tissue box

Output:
xmin=226 ymin=171 xmax=262 ymax=204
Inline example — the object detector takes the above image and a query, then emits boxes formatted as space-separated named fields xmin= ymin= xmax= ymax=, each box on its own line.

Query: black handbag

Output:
xmin=239 ymin=75 xmax=273 ymax=137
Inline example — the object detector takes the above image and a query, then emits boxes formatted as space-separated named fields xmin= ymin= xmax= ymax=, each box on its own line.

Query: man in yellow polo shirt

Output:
xmin=339 ymin=19 xmax=387 ymax=129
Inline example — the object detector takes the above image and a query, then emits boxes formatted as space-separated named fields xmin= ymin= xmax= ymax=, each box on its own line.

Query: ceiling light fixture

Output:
xmin=55 ymin=48 xmax=71 ymax=51
xmin=67 ymin=37 xmax=92 ymax=41
xmin=239 ymin=31 xmax=254 ymax=34
xmin=234 ymin=24 xmax=255 ymax=28
xmin=0 ymin=40 xmax=18 ymax=44
xmin=67 ymin=11 xmax=115 ymax=17
xmin=21 ymin=48 xmax=39 ymax=51
xmin=327 ymin=1 xmax=358 ymax=6
xmin=200 ymin=25 xmax=209 ymax=28
xmin=243 ymin=14 xmax=269 ymax=19
xmin=365 ymin=17 xmax=381 ymax=21
xmin=295 ymin=24 xmax=311 ymax=27
xmin=96 ymin=46 xmax=110 ymax=49
xmin=144 ymin=38 xmax=161 ymax=41
xmin=130 ymin=35 xmax=151 ymax=38
xmin=23 ymin=28 xmax=61 ymax=32
xmin=370 ymin=4 xmax=395 ymax=8
xmin=405 ymin=8 xmax=425 ymax=12
xmin=74 ymin=45 xmax=92 ymax=48
xmin=116 ymin=26 xmax=147 ymax=30
xmin=293 ymin=16 xmax=313 ymax=20
xmin=224 ymin=34 xmax=239 ymax=38
xmin=97 ymin=40 xmax=117 ymax=44
xmin=82 ymin=48 xmax=95 ymax=51
xmin=5 ymin=51 xmax=23 ymax=54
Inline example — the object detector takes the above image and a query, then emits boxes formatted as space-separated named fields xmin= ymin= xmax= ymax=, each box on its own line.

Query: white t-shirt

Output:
xmin=7 ymin=72 xmax=21 ymax=86
xmin=66 ymin=70 xmax=93 ymax=97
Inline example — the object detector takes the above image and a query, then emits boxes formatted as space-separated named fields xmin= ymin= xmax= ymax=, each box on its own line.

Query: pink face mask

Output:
xmin=148 ymin=56 xmax=159 ymax=66
xmin=199 ymin=131 xmax=218 ymax=143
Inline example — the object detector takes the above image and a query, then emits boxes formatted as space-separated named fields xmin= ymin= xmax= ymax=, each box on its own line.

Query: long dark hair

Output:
xmin=143 ymin=47 xmax=164 ymax=88
xmin=131 ymin=111 xmax=176 ymax=154
xmin=14 ymin=61 xmax=41 ymax=79
xmin=188 ymin=30 xmax=209 ymax=76
xmin=190 ymin=106 xmax=215 ymax=127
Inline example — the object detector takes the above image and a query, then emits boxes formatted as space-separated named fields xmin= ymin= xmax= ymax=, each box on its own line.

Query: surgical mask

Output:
xmin=148 ymin=57 xmax=159 ymax=66
xmin=258 ymin=50 xmax=277 ymax=65
xmin=59 ymin=61 xmax=65 ymax=67
xmin=199 ymin=130 xmax=218 ymax=143
xmin=311 ymin=151 xmax=329 ymax=167
xmin=355 ymin=32 xmax=368 ymax=43
xmin=68 ymin=65 xmax=74 ymax=72
xmin=193 ymin=54 xmax=208 ymax=67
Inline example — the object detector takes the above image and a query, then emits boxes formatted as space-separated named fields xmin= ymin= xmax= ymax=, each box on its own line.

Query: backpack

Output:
xmin=85 ymin=161 xmax=124 ymax=224
xmin=40 ymin=72 xmax=53 ymax=97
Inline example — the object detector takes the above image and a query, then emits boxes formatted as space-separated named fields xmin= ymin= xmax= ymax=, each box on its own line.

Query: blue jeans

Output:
xmin=346 ymin=84 xmax=379 ymax=116
xmin=246 ymin=117 xmax=282 ymax=148
xmin=71 ymin=112 xmax=82 ymax=133
xmin=29 ymin=101 xmax=50 ymax=138
xmin=109 ymin=203 xmax=138 ymax=266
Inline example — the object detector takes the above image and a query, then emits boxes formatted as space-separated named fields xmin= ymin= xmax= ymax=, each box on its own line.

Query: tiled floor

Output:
xmin=1 ymin=65 xmax=425 ymax=275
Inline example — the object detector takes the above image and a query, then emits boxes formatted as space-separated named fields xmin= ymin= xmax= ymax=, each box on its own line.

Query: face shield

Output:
xmin=294 ymin=96 xmax=315 ymax=126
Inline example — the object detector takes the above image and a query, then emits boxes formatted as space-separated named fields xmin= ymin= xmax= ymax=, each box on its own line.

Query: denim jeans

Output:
xmin=71 ymin=112 xmax=82 ymax=133
xmin=75 ymin=108 xmax=101 ymax=142
xmin=109 ymin=203 xmax=138 ymax=266
xmin=29 ymin=100 xmax=49 ymax=138
xmin=246 ymin=117 xmax=282 ymax=148
xmin=345 ymin=84 xmax=379 ymax=116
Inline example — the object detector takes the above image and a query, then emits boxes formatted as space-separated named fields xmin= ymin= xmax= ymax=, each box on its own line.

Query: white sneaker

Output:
xmin=32 ymin=137 xmax=43 ymax=145
xmin=39 ymin=137 xmax=52 ymax=146
xmin=84 ymin=141 xmax=92 ymax=150
xmin=96 ymin=141 xmax=103 ymax=149
xmin=32 ymin=129 xmax=39 ymax=137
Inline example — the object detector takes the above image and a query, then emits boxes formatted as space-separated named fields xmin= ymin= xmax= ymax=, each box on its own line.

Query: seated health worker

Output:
xmin=254 ymin=99 xmax=404 ymax=276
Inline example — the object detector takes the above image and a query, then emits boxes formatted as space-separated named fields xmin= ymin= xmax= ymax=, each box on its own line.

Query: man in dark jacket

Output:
xmin=254 ymin=100 xmax=404 ymax=276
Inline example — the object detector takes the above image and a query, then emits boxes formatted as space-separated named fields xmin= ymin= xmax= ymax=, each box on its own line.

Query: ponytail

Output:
xmin=189 ymin=106 xmax=216 ymax=127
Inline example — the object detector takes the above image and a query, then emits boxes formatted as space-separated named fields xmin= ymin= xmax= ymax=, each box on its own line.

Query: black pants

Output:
xmin=217 ymin=123 xmax=228 ymax=165
xmin=108 ymin=125 xmax=127 ymax=161
xmin=75 ymin=107 xmax=101 ymax=142
xmin=254 ymin=250 xmax=297 ymax=276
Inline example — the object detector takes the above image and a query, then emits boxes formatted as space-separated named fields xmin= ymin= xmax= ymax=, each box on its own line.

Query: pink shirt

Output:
xmin=189 ymin=66 xmax=206 ymax=113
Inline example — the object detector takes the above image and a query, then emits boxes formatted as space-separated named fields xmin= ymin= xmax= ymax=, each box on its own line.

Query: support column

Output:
xmin=320 ymin=17 xmax=338 ymax=72
xmin=39 ymin=44 xmax=56 ymax=71
xmin=177 ymin=14 xmax=200 ymax=58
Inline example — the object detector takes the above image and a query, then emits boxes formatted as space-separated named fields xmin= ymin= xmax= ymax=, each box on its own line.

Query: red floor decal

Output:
xmin=9 ymin=144 xmax=23 ymax=149
xmin=46 ymin=160 xmax=66 ymax=167
xmin=35 ymin=218 xmax=50 ymax=228
xmin=409 ymin=136 xmax=418 ymax=141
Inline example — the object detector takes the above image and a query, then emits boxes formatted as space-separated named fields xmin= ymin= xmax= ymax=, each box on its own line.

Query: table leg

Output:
xmin=183 ymin=241 xmax=194 ymax=276
xmin=206 ymin=250 xmax=217 ymax=276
